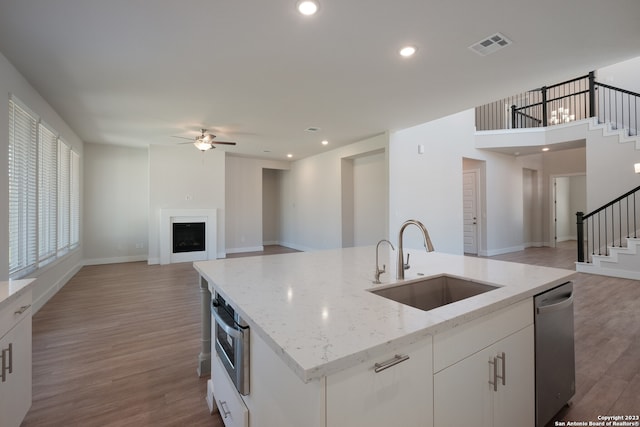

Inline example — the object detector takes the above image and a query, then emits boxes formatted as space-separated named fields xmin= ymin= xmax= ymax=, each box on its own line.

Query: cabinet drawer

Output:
xmin=0 ymin=291 xmax=32 ymax=339
xmin=212 ymin=353 xmax=248 ymax=427
xmin=434 ymin=298 xmax=532 ymax=372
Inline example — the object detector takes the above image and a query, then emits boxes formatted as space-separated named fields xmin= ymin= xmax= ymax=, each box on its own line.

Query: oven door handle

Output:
xmin=212 ymin=306 xmax=243 ymax=339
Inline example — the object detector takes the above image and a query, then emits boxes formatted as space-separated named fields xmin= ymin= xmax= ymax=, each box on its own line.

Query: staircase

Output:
xmin=476 ymin=72 xmax=640 ymax=280
xmin=576 ymin=238 xmax=640 ymax=280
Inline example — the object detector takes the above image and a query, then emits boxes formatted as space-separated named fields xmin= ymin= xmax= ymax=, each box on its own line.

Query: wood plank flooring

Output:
xmin=22 ymin=243 xmax=639 ymax=426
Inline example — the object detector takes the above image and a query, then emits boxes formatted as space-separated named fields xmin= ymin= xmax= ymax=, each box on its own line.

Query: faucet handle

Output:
xmin=404 ymin=253 xmax=410 ymax=270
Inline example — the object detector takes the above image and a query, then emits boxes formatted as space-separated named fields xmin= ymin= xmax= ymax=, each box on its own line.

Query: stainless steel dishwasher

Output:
xmin=534 ymin=281 xmax=575 ymax=427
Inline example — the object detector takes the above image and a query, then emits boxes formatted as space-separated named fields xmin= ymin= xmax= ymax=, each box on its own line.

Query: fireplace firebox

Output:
xmin=173 ymin=222 xmax=206 ymax=253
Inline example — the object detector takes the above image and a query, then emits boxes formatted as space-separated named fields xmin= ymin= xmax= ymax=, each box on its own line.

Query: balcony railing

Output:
xmin=476 ymin=71 xmax=639 ymax=137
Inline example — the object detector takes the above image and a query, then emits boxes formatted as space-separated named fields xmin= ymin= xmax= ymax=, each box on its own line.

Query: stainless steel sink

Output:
xmin=370 ymin=275 xmax=499 ymax=311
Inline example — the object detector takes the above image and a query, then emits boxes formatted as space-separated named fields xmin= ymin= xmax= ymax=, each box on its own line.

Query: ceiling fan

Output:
xmin=173 ymin=129 xmax=237 ymax=152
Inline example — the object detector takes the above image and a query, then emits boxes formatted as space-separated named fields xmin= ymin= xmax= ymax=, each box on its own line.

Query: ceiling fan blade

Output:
xmin=211 ymin=141 xmax=236 ymax=145
xmin=171 ymin=135 xmax=195 ymax=141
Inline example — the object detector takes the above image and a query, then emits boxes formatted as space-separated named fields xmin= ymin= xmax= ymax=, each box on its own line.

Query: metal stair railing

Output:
xmin=576 ymin=185 xmax=640 ymax=263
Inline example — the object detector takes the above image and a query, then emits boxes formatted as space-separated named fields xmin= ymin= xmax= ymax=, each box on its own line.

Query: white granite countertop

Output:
xmin=0 ymin=279 xmax=35 ymax=311
xmin=194 ymin=246 xmax=575 ymax=383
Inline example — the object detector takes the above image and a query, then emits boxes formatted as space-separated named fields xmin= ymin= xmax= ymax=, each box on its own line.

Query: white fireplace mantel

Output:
xmin=160 ymin=209 xmax=217 ymax=265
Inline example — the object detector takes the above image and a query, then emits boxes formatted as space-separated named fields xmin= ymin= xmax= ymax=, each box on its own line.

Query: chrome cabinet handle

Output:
xmin=374 ymin=354 xmax=410 ymax=373
xmin=497 ymin=352 xmax=506 ymax=386
xmin=488 ymin=356 xmax=498 ymax=392
xmin=218 ymin=400 xmax=231 ymax=419
xmin=1 ymin=343 xmax=12 ymax=382
xmin=14 ymin=304 xmax=31 ymax=315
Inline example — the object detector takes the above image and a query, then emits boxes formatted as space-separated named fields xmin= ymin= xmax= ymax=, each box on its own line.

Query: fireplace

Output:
xmin=173 ymin=222 xmax=205 ymax=253
xmin=159 ymin=209 xmax=217 ymax=265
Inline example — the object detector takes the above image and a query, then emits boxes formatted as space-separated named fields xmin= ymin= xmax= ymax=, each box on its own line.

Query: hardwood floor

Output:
xmin=22 ymin=261 xmax=222 ymax=427
xmin=486 ymin=241 xmax=640 ymax=425
xmin=22 ymin=243 xmax=639 ymax=426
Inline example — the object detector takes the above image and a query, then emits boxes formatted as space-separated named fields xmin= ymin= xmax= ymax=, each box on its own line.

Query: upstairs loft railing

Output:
xmin=476 ymin=71 xmax=639 ymax=137
xmin=576 ymin=185 xmax=640 ymax=263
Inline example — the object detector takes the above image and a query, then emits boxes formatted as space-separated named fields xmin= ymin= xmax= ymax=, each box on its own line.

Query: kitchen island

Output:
xmin=194 ymin=246 xmax=575 ymax=427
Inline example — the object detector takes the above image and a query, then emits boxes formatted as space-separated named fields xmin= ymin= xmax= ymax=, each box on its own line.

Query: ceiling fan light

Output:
xmin=194 ymin=141 xmax=212 ymax=151
xmin=297 ymin=0 xmax=319 ymax=16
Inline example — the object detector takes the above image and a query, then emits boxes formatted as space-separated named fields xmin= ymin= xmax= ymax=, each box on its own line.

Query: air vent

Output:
xmin=468 ymin=32 xmax=512 ymax=56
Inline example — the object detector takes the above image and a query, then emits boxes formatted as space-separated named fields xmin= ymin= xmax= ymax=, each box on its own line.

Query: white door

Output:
xmin=463 ymin=170 xmax=479 ymax=254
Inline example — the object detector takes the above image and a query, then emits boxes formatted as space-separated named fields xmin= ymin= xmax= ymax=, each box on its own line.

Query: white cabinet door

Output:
xmin=0 ymin=315 xmax=32 ymax=427
xmin=493 ymin=325 xmax=535 ymax=427
xmin=434 ymin=344 xmax=494 ymax=427
xmin=434 ymin=326 xmax=534 ymax=427
xmin=326 ymin=338 xmax=433 ymax=427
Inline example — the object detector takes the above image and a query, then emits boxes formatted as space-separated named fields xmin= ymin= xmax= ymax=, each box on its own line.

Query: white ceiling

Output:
xmin=1 ymin=0 xmax=639 ymax=160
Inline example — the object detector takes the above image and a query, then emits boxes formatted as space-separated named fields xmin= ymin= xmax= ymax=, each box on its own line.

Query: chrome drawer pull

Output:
xmin=374 ymin=354 xmax=410 ymax=373
xmin=488 ymin=356 xmax=498 ymax=392
xmin=218 ymin=400 xmax=231 ymax=419
xmin=1 ymin=343 xmax=12 ymax=382
xmin=497 ymin=352 xmax=506 ymax=386
xmin=14 ymin=304 xmax=31 ymax=315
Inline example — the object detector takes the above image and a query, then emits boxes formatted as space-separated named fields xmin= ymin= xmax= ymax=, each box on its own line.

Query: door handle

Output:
xmin=537 ymin=293 xmax=574 ymax=314
xmin=211 ymin=306 xmax=243 ymax=340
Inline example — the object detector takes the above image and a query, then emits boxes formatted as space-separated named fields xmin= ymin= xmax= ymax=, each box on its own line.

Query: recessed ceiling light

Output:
xmin=287 ymin=154 xmax=293 ymax=158
xmin=297 ymin=0 xmax=319 ymax=16
xmin=399 ymin=46 xmax=417 ymax=57
xmin=542 ymin=147 xmax=550 ymax=152
xmin=321 ymin=140 xmax=329 ymax=145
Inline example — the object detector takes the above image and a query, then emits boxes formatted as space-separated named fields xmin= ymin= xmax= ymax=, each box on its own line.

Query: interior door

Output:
xmin=463 ymin=170 xmax=479 ymax=254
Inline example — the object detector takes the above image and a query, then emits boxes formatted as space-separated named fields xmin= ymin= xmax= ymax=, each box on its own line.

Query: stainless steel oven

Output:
xmin=211 ymin=292 xmax=250 ymax=395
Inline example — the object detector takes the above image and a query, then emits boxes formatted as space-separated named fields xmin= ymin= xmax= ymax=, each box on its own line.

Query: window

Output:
xmin=8 ymin=96 xmax=80 ymax=278
xmin=8 ymin=99 xmax=37 ymax=277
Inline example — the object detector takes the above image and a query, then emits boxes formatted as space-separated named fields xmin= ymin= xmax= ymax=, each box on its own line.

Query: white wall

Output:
xmin=225 ymin=156 xmax=289 ymax=253
xmin=586 ymin=129 xmax=640 ymax=211
xmin=83 ymin=143 xmax=148 ymax=264
xmin=148 ymin=146 xmax=226 ymax=262
xmin=262 ymin=168 xmax=281 ymax=245
xmin=280 ymin=133 xmax=388 ymax=251
xmin=598 ymin=56 xmax=640 ymax=94
xmin=390 ymin=109 xmax=529 ymax=256
xmin=0 ymin=51 xmax=84 ymax=311
xmin=353 ymin=150 xmax=387 ymax=246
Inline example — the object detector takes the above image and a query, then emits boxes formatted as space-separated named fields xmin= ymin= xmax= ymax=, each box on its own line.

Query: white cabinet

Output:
xmin=0 ymin=291 xmax=32 ymax=427
xmin=433 ymin=300 xmax=535 ymax=427
xmin=326 ymin=338 xmax=433 ymax=427
xmin=212 ymin=352 xmax=249 ymax=427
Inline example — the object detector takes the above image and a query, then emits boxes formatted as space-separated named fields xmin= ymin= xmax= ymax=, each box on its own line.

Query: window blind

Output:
xmin=57 ymin=141 xmax=71 ymax=253
xmin=70 ymin=150 xmax=80 ymax=247
xmin=8 ymin=99 xmax=38 ymax=276
xmin=38 ymin=122 xmax=58 ymax=263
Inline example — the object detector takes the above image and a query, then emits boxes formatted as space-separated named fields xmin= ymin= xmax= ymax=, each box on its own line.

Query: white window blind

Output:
xmin=57 ymin=140 xmax=71 ymax=253
xmin=8 ymin=99 xmax=38 ymax=277
xmin=8 ymin=96 xmax=81 ymax=278
xmin=70 ymin=150 xmax=80 ymax=247
xmin=38 ymin=122 xmax=58 ymax=263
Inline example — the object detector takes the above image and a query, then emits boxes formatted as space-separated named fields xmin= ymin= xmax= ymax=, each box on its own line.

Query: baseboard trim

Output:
xmin=84 ymin=255 xmax=148 ymax=266
xmin=481 ymin=245 xmax=526 ymax=257
xmin=225 ymin=245 xmax=264 ymax=254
